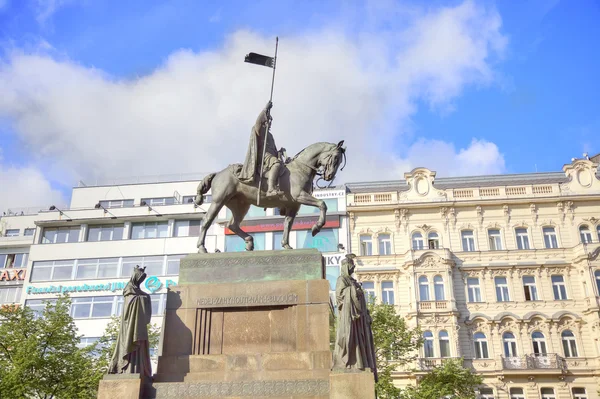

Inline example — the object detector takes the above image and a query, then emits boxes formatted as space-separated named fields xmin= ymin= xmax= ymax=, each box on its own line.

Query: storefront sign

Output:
xmin=314 ymin=190 xmax=345 ymax=199
xmin=0 ymin=268 xmax=25 ymax=281
xmin=225 ymin=215 xmax=340 ymax=235
xmin=26 ymin=275 xmax=177 ymax=295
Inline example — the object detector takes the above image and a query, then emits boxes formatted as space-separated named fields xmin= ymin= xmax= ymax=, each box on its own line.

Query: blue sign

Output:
xmin=27 ymin=276 xmax=177 ymax=295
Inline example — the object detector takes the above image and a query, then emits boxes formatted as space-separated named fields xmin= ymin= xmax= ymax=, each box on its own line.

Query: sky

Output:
xmin=0 ymin=0 xmax=598 ymax=212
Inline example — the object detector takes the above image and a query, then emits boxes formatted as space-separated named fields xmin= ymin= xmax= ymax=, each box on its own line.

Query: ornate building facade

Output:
xmin=347 ymin=156 xmax=600 ymax=399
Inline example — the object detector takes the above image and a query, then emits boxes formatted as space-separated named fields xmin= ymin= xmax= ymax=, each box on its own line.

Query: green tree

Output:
xmin=369 ymin=303 xmax=423 ymax=399
xmin=400 ymin=358 xmax=483 ymax=399
xmin=0 ymin=296 xmax=102 ymax=399
xmin=95 ymin=315 xmax=161 ymax=374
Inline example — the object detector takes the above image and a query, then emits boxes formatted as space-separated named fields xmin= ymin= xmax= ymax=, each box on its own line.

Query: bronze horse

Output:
xmin=194 ymin=141 xmax=346 ymax=253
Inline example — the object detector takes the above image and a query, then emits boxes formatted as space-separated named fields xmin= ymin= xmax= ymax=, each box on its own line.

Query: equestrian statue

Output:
xmin=194 ymin=101 xmax=346 ymax=253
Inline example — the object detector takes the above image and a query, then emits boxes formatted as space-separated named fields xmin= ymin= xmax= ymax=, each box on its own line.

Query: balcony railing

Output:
xmin=418 ymin=357 xmax=460 ymax=371
xmin=418 ymin=301 xmax=448 ymax=311
xmin=502 ymin=354 xmax=564 ymax=370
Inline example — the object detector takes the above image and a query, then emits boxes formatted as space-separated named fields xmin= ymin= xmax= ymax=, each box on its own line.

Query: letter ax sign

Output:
xmin=0 ymin=269 xmax=25 ymax=281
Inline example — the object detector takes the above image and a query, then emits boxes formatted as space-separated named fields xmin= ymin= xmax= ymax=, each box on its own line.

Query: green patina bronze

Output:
xmin=179 ymin=248 xmax=324 ymax=285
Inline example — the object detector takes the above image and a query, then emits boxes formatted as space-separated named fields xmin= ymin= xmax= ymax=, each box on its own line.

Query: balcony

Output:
xmin=418 ymin=301 xmax=449 ymax=311
xmin=417 ymin=357 xmax=460 ymax=371
xmin=501 ymin=354 xmax=565 ymax=372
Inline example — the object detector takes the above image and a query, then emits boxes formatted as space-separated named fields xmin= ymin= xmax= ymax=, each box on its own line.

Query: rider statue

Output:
xmin=238 ymin=101 xmax=286 ymax=197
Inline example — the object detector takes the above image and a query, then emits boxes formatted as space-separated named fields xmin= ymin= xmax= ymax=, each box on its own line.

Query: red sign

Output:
xmin=225 ymin=215 xmax=340 ymax=235
xmin=0 ymin=268 xmax=26 ymax=281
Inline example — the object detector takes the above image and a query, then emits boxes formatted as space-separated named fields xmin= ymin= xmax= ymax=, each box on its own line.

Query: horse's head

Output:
xmin=319 ymin=140 xmax=346 ymax=181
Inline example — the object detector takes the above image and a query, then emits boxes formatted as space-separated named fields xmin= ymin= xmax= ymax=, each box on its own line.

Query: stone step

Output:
xmin=147 ymin=378 xmax=330 ymax=398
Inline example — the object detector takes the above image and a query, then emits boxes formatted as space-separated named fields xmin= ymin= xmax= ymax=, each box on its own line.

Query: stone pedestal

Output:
xmin=147 ymin=249 xmax=374 ymax=399
xmin=329 ymin=371 xmax=376 ymax=399
xmin=97 ymin=374 xmax=143 ymax=399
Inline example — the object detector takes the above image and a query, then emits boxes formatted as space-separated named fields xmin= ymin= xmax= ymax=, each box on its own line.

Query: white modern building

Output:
xmin=0 ymin=176 xmax=348 ymax=353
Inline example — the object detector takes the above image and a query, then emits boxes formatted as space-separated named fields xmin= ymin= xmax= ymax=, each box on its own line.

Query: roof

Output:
xmin=346 ymin=172 xmax=570 ymax=193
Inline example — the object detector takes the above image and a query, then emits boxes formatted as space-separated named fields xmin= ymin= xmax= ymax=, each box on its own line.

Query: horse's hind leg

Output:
xmin=197 ymin=201 xmax=224 ymax=253
xmin=226 ymin=201 xmax=253 ymax=251
xmin=281 ymin=207 xmax=298 ymax=249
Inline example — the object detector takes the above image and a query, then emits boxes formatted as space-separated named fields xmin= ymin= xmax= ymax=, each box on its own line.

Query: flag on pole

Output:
xmin=244 ymin=52 xmax=274 ymax=68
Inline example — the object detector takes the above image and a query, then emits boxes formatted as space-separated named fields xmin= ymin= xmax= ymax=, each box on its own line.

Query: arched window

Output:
xmin=532 ymin=331 xmax=547 ymax=355
xmin=543 ymin=226 xmax=558 ymax=249
xmin=378 ymin=234 xmax=391 ymax=255
xmin=580 ymin=225 xmax=593 ymax=244
xmin=423 ymin=331 xmax=434 ymax=358
xmin=419 ymin=276 xmax=430 ymax=301
xmin=439 ymin=330 xmax=450 ymax=358
xmin=503 ymin=332 xmax=518 ymax=357
xmin=561 ymin=330 xmax=578 ymax=357
xmin=427 ymin=232 xmax=440 ymax=249
xmin=595 ymin=270 xmax=600 ymax=296
xmin=473 ymin=332 xmax=489 ymax=359
xmin=434 ymin=275 xmax=445 ymax=300
xmin=461 ymin=230 xmax=475 ymax=251
xmin=360 ymin=235 xmax=373 ymax=256
xmin=412 ymin=232 xmax=424 ymax=250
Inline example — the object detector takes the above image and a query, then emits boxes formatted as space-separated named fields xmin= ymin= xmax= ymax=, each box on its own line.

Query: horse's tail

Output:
xmin=195 ymin=173 xmax=216 ymax=206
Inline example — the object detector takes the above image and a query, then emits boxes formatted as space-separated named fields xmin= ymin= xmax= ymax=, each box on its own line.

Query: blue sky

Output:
xmin=0 ymin=0 xmax=598 ymax=210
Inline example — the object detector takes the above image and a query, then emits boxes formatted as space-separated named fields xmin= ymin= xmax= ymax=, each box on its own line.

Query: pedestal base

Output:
xmin=329 ymin=371 xmax=376 ymax=399
xmin=97 ymin=374 xmax=144 ymax=399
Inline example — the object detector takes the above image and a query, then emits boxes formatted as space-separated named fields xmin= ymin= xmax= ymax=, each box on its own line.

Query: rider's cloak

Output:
xmin=238 ymin=106 xmax=279 ymax=183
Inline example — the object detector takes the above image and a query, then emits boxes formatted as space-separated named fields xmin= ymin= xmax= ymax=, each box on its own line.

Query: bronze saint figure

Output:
xmin=332 ymin=254 xmax=378 ymax=380
xmin=108 ymin=265 xmax=153 ymax=378
xmin=238 ymin=101 xmax=284 ymax=197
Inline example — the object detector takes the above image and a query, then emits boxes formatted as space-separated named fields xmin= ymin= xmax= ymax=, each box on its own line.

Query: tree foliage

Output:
xmin=368 ymin=303 xmax=422 ymax=399
xmin=0 ymin=296 xmax=102 ymax=399
xmin=400 ymin=358 xmax=483 ymax=399
xmin=94 ymin=315 xmax=161 ymax=374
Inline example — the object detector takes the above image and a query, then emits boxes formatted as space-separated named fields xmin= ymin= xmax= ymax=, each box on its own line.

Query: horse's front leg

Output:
xmin=281 ymin=208 xmax=298 ymax=249
xmin=296 ymin=192 xmax=326 ymax=237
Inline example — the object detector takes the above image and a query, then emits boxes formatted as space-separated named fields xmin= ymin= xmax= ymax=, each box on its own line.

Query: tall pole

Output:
xmin=257 ymin=37 xmax=278 ymax=206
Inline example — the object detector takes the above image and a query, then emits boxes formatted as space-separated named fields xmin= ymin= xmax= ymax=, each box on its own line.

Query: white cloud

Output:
xmin=0 ymin=151 xmax=66 ymax=213
xmin=33 ymin=0 xmax=72 ymax=25
xmin=0 ymin=0 xmax=507 ymax=194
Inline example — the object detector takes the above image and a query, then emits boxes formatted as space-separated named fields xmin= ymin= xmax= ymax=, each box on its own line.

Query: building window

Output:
xmin=531 ymin=331 xmax=547 ymax=355
xmin=5 ymin=229 xmax=19 ymax=237
xmin=412 ymin=232 xmax=424 ymax=250
xmin=360 ymin=235 xmax=373 ymax=256
xmin=428 ymin=232 xmax=440 ymax=249
xmin=0 ymin=287 xmax=23 ymax=304
xmin=298 ymin=198 xmax=338 ymax=215
xmin=495 ymin=277 xmax=510 ymax=302
xmin=473 ymin=332 xmax=489 ymax=359
xmin=434 ymin=275 xmax=445 ymax=300
xmin=76 ymin=257 xmax=119 ymax=279
xmin=579 ymin=225 xmax=593 ymax=244
xmin=77 ymin=337 xmax=100 ymax=350
xmin=0 ymin=253 xmax=28 ymax=269
xmin=173 ymin=220 xmax=201 ymax=237
xmin=572 ymin=388 xmax=588 ymax=399
xmin=419 ymin=276 xmax=430 ymax=301
xmin=25 ymin=299 xmax=58 ymax=317
xmin=87 ymin=224 xmax=124 ymax=242
xmin=461 ymin=230 xmax=475 ymax=252
xmin=273 ymin=231 xmax=283 ymax=250
xmin=141 ymin=197 xmax=176 ymax=206
xmin=439 ymin=330 xmax=450 ymax=358
xmin=41 ymin=226 xmax=80 ymax=244
xmin=503 ymin=332 xmax=518 ymax=357
xmin=361 ymin=281 xmax=375 ymax=303
xmin=381 ymin=281 xmax=394 ymax=305
xmin=522 ymin=276 xmax=538 ymax=301
xmin=130 ymin=221 xmax=169 ymax=239
xmin=71 ymin=296 xmax=114 ymax=319
xmin=598 ymin=225 xmax=600 ymax=241
xmin=515 ymin=228 xmax=530 ymax=250
xmin=595 ymin=270 xmax=600 ymax=296
xmin=378 ymin=234 xmax=391 ymax=255
xmin=540 ymin=388 xmax=556 ymax=399
xmin=31 ymin=260 xmax=75 ymax=282
xmin=543 ymin=226 xmax=558 ymax=248
xmin=121 ymin=256 xmax=164 ymax=277
xmin=488 ymin=229 xmax=502 ymax=250
xmin=561 ymin=330 xmax=578 ymax=357
xmin=99 ymin=199 xmax=134 ymax=208
xmin=467 ymin=278 xmax=482 ymax=302
xmin=552 ymin=275 xmax=567 ymax=300
xmin=509 ymin=388 xmax=525 ymax=399
xmin=166 ymin=255 xmax=183 ymax=275
xmin=479 ymin=388 xmax=494 ymax=399
xmin=423 ymin=331 xmax=434 ymax=358
xmin=24 ymin=228 xmax=35 ymax=236
xmin=296 ymin=228 xmax=338 ymax=252
xmin=182 ymin=194 xmax=211 ymax=204
xmin=225 ymin=233 xmax=266 ymax=252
